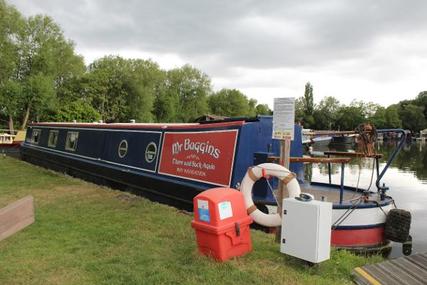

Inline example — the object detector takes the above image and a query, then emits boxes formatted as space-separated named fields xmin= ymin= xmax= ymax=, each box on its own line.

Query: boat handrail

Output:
xmin=375 ymin=129 xmax=406 ymax=195
xmin=268 ymin=154 xmax=349 ymax=203
xmin=323 ymin=151 xmax=383 ymax=159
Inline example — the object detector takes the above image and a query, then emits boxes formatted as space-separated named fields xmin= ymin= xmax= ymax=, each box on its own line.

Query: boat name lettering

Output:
xmin=171 ymin=139 xmax=220 ymax=159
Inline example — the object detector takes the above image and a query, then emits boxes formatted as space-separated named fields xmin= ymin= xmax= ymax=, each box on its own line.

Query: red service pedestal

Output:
xmin=191 ymin=187 xmax=253 ymax=262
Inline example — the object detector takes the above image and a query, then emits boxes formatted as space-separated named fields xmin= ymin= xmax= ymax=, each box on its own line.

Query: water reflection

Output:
xmin=380 ymin=141 xmax=427 ymax=183
xmin=309 ymin=141 xmax=427 ymax=257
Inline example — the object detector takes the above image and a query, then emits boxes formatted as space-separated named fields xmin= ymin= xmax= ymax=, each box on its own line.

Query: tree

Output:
xmin=312 ymin=96 xmax=340 ymax=130
xmin=208 ymin=89 xmax=251 ymax=117
xmin=0 ymin=0 xmax=24 ymax=131
xmin=54 ymin=99 xmax=101 ymax=122
xmin=0 ymin=13 xmax=85 ymax=128
xmin=369 ymin=106 xmax=387 ymax=129
xmin=335 ymin=101 xmax=366 ymax=130
xmin=0 ymin=81 xmax=22 ymax=132
xmin=255 ymin=104 xmax=272 ymax=115
xmin=21 ymin=73 xmax=56 ymax=123
xmin=163 ymin=65 xmax=211 ymax=122
xmin=294 ymin=97 xmax=305 ymax=122
xmin=125 ymin=59 xmax=164 ymax=122
xmin=86 ymin=56 xmax=129 ymax=122
xmin=415 ymin=91 xmax=427 ymax=119
xmin=302 ymin=82 xmax=315 ymax=128
xmin=398 ymin=104 xmax=426 ymax=132
xmin=153 ymin=82 xmax=179 ymax=122
xmin=385 ymin=105 xmax=402 ymax=128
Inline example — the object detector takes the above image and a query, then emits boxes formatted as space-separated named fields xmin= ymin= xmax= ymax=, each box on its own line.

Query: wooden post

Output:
xmin=275 ymin=139 xmax=291 ymax=242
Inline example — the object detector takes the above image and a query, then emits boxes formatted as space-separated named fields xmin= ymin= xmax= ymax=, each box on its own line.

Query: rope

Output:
xmin=265 ymin=177 xmax=280 ymax=206
xmin=332 ymin=197 xmax=363 ymax=229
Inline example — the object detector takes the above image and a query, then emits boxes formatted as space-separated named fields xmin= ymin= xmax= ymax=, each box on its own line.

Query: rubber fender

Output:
xmin=384 ymin=209 xmax=411 ymax=243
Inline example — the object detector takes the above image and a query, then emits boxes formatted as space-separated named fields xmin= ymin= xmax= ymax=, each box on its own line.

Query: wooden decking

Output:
xmin=353 ymin=252 xmax=427 ymax=285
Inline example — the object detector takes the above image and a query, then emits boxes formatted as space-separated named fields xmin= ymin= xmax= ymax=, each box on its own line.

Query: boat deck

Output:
xmin=301 ymin=185 xmax=360 ymax=203
xmin=271 ymin=183 xmax=379 ymax=205
xmin=302 ymin=182 xmax=385 ymax=204
xmin=353 ymin=252 xmax=427 ymax=285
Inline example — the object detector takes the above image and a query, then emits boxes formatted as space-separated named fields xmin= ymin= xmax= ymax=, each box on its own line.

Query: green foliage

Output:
xmin=206 ymin=89 xmax=270 ymax=118
xmin=0 ymin=7 xmax=84 ymax=129
xmin=369 ymin=106 xmax=387 ymax=129
xmin=0 ymin=0 xmax=23 ymax=85
xmin=398 ymin=103 xmax=426 ymax=132
xmin=335 ymin=103 xmax=366 ymax=130
xmin=208 ymin=88 xmax=251 ymax=117
xmin=295 ymin=97 xmax=305 ymax=122
xmin=385 ymin=105 xmax=402 ymax=128
xmin=86 ymin=56 xmax=163 ymax=123
xmin=255 ymin=104 xmax=272 ymax=115
xmin=303 ymin=82 xmax=314 ymax=115
xmin=313 ymin=96 xmax=340 ymax=130
xmin=53 ymin=99 xmax=101 ymax=122
xmin=153 ymin=65 xmax=212 ymax=123
xmin=415 ymin=91 xmax=427 ymax=119
xmin=301 ymin=82 xmax=315 ymax=127
xmin=166 ymin=65 xmax=211 ymax=122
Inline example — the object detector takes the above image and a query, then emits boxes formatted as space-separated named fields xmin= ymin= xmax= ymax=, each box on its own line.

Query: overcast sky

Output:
xmin=9 ymin=0 xmax=427 ymax=107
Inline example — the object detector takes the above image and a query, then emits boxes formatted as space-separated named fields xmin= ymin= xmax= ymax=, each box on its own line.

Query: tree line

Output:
xmin=1 ymin=1 xmax=426 ymax=133
xmin=296 ymin=82 xmax=427 ymax=132
xmin=0 ymin=0 xmax=271 ymax=132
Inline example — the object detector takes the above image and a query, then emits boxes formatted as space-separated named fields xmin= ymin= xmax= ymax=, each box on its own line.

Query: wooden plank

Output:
xmin=353 ymin=253 xmax=427 ymax=285
xmin=267 ymin=156 xmax=351 ymax=164
xmin=323 ymin=151 xmax=383 ymax=158
xmin=0 ymin=196 xmax=35 ymax=242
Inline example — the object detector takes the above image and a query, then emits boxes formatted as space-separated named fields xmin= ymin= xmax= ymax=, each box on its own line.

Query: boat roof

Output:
xmin=29 ymin=120 xmax=246 ymax=130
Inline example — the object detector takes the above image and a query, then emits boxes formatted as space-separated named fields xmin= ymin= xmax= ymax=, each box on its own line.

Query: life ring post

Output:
xmin=275 ymin=139 xmax=292 ymax=243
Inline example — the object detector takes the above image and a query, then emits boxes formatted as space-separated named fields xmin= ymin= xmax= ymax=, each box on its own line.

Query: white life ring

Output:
xmin=240 ymin=163 xmax=301 ymax=227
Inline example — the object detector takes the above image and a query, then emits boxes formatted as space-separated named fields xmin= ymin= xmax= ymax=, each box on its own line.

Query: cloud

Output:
xmin=8 ymin=0 xmax=427 ymax=106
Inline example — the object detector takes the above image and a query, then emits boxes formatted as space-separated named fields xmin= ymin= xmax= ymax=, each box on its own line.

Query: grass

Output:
xmin=0 ymin=156 xmax=383 ymax=285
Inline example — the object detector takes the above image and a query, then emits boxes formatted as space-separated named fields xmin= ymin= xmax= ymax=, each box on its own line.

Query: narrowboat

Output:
xmin=20 ymin=117 xmax=405 ymax=253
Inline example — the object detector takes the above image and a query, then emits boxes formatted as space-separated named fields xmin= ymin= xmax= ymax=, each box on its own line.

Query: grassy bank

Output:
xmin=0 ymin=157 xmax=382 ymax=285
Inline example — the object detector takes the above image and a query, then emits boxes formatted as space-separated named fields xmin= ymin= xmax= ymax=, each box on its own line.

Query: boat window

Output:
xmin=32 ymin=129 xmax=41 ymax=144
xmin=65 ymin=131 xmax=79 ymax=151
xmin=118 ymin=140 xmax=128 ymax=158
xmin=48 ymin=130 xmax=59 ymax=148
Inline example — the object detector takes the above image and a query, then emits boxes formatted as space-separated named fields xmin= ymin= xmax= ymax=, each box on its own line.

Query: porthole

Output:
xmin=145 ymin=142 xmax=157 ymax=163
xmin=118 ymin=140 xmax=128 ymax=158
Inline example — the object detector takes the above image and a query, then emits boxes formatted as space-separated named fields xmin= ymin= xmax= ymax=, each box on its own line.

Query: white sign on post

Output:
xmin=273 ymin=97 xmax=295 ymax=140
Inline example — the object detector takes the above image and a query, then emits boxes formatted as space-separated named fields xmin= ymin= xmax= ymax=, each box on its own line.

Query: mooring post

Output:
xmin=275 ymin=139 xmax=291 ymax=242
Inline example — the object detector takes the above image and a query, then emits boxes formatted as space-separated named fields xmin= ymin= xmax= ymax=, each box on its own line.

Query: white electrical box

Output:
xmin=280 ymin=198 xmax=332 ymax=263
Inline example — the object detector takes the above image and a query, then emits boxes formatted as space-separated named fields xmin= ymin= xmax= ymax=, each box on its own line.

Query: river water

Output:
xmin=311 ymin=141 xmax=427 ymax=257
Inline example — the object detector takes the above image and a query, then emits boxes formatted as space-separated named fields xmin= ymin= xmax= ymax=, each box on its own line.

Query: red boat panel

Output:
xmin=331 ymin=226 xmax=385 ymax=247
